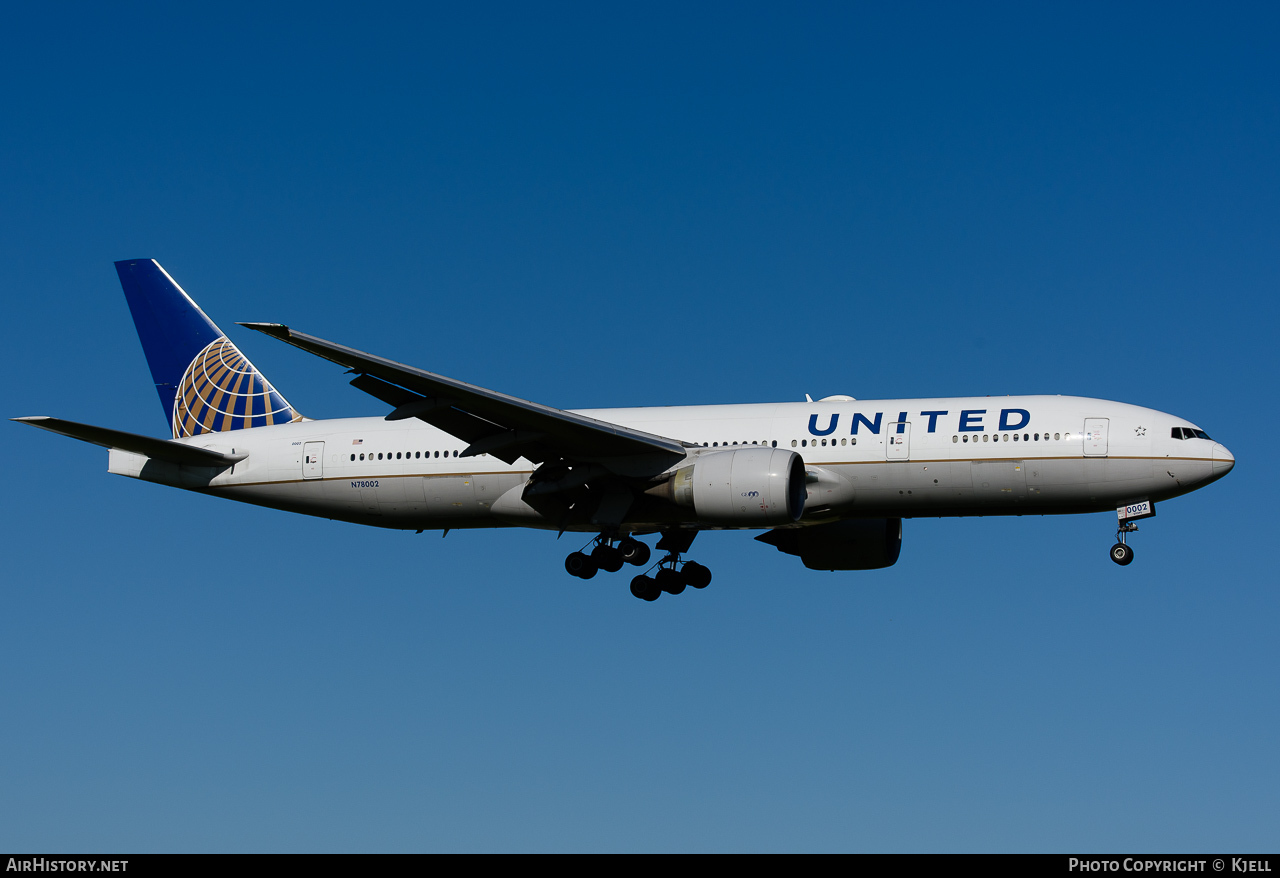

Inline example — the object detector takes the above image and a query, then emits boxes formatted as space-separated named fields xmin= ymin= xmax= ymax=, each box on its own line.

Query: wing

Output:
xmin=239 ymin=323 xmax=688 ymax=475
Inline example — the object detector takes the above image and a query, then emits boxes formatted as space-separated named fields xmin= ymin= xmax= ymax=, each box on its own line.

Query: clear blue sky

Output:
xmin=2 ymin=2 xmax=1276 ymax=852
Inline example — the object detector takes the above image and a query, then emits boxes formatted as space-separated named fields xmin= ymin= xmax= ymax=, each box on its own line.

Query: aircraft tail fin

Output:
xmin=114 ymin=259 xmax=302 ymax=438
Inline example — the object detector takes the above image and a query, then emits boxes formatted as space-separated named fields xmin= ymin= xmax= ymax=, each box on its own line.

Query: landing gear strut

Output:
xmin=1110 ymin=523 xmax=1137 ymax=566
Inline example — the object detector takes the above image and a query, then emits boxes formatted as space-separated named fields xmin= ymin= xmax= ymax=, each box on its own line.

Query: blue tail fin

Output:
xmin=115 ymin=259 xmax=302 ymax=438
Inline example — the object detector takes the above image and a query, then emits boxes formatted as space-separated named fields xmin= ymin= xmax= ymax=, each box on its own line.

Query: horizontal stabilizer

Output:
xmin=12 ymin=416 xmax=247 ymax=467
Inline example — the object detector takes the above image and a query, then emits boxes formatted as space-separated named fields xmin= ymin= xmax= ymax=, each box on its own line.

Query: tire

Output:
xmin=565 ymin=551 xmax=598 ymax=579
xmin=1110 ymin=543 xmax=1134 ymax=566
xmin=619 ymin=538 xmax=651 ymax=567
xmin=656 ymin=568 xmax=686 ymax=595
xmin=592 ymin=544 xmax=624 ymax=573
xmin=630 ymin=575 xmax=660 ymax=601
xmin=683 ymin=562 xmax=712 ymax=589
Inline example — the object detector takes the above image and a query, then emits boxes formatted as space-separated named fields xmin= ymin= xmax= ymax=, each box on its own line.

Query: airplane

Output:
xmin=15 ymin=260 xmax=1235 ymax=601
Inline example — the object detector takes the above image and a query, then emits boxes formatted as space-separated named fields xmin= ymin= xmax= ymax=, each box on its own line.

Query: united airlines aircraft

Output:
xmin=15 ymin=260 xmax=1235 ymax=600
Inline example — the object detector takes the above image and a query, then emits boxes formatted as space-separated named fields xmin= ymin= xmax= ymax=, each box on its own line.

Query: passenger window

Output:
xmin=953 ymin=436 xmax=959 ymax=443
xmin=821 ymin=439 xmax=827 ymax=446
xmin=791 ymin=440 xmax=797 ymax=447
xmin=1054 ymin=433 xmax=1060 ymax=440
xmin=1023 ymin=433 xmax=1029 ymax=442
xmin=772 ymin=440 xmax=777 ymax=447
xmin=983 ymin=435 xmax=989 ymax=442
xmin=851 ymin=438 xmax=857 ymax=445
xmin=841 ymin=438 xmax=847 ymax=446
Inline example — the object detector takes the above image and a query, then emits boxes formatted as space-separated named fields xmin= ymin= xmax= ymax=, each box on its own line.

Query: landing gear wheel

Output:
xmin=619 ymin=538 xmax=651 ymax=567
xmin=565 ymin=551 xmax=599 ymax=579
xmin=682 ymin=562 xmax=712 ymax=589
xmin=1110 ymin=543 xmax=1134 ymax=566
xmin=656 ymin=568 xmax=686 ymax=595
xmin=630 ymin=575 xmax=660 ymax=601
xmin=591 ymin=544 xmax=624 ymax=573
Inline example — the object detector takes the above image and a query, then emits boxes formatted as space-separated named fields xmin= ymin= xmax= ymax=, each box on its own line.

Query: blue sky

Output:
xmin=2 ymin=2 xmax=1277 ymax=852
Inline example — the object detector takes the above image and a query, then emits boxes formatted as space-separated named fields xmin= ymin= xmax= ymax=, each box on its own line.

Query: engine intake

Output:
xmin=647 ymin=448 xmax=806 ymax=525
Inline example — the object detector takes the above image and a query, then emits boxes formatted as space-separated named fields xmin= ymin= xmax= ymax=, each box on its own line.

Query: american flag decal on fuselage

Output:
xmin=172 ymin=337 xmax=301 ymax=438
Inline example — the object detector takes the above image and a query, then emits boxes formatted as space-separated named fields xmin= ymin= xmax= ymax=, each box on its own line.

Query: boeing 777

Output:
xmin=14 ymin=260 xmax=1236 ymax=600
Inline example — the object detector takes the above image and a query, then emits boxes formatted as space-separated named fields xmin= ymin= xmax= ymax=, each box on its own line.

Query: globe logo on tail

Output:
xmin=172 ymin=337 xmax=301 ymax=438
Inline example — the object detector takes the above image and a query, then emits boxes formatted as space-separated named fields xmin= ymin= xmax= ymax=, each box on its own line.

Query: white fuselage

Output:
xmin=107 ymin=395 xmax=1234 ymax=532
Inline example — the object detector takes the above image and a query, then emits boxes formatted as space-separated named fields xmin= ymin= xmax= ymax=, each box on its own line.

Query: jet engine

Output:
xmin=756 ymin=518 xmax=902 ymax=570
xmin=647 ymin=448 xmax=806 ymax=525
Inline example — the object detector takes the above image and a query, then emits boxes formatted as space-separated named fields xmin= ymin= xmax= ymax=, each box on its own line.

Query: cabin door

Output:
xmin=886 ymin=421 xmax=910 ymax=460
xmin=303 ymin=441 xmax=325 ymax=479
xmin=1083 ymin=419 xmax=1109 ymax=457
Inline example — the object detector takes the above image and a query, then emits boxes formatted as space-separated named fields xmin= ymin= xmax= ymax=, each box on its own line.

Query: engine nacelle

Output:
xmin=756 ymin=518 xmax=903 ymax=570
xmin=648 ymin=448 xmax=806 ymax=525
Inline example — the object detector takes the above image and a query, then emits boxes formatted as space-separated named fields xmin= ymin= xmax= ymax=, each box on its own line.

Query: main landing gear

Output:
xmin=628 ymin=559 xmax=712 ymax=602
xmin=1110 ymin=522 xmax=1137 ymax=566
xmin=565 ymin=535 xmax=650 ymax=580
xmin=565 ymin=531 xmax=714 ymax=601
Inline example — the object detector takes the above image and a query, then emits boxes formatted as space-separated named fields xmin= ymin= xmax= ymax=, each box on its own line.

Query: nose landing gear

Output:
xmin=1109 ymin=502 xmax=1154 ymax=566
xmin=1110 ymin=522 xmax=1137 ymax=566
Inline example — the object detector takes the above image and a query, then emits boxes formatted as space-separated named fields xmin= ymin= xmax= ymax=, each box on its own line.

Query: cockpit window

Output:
xmin=1171 ymin=427 xmax=1184 ymax=439
xmin=1172 ymin=427 xmax=1213 ymax=440
xmin=1191 ymin=428 xmax=1211 ymax=440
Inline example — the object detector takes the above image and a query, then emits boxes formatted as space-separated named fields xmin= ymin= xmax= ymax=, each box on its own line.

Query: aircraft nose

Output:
xmin=1212 ymin=442 xmax=1235 ymax=477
